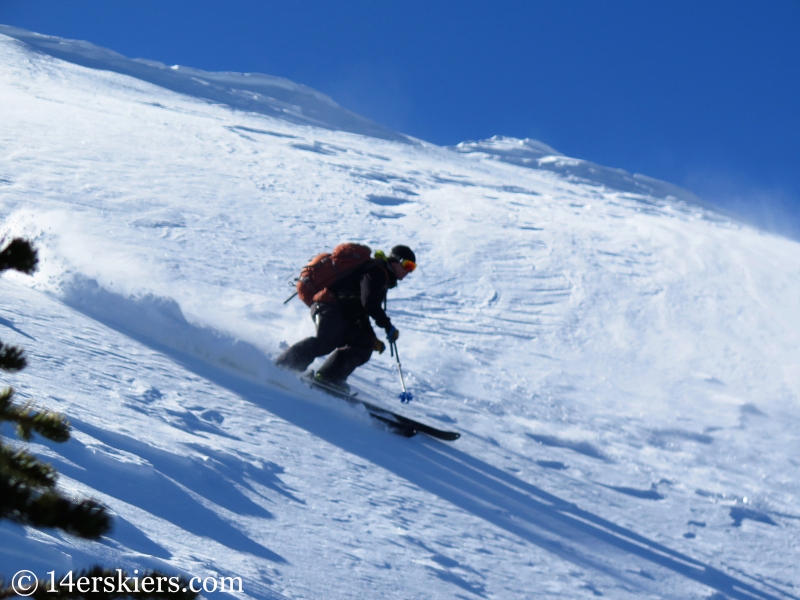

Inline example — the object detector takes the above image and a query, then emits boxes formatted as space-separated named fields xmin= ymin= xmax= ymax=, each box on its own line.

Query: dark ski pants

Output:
xmin=275 ymin=302 xmax=375 ymax=382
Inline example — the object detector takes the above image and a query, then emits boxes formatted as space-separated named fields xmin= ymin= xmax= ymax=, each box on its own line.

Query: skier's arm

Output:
xmin=361 ymin=266 xmax=392 ymax=331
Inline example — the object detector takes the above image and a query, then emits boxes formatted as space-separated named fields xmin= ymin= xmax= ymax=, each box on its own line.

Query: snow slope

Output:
xmin=2 ymin=26 xmax=800 ymax=599
xmin=0 ymin=25 xmax=410 ymax=143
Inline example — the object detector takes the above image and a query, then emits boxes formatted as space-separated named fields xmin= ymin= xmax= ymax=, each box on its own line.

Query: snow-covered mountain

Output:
xmin=0 ymin=25 xmax=410 ymax=143
xmin=2 ymin=25 xmax=800 ymax=599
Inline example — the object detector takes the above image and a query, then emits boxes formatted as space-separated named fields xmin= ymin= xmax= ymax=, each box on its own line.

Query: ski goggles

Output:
xmin=400 ymin=259 xmax=416 ymax=273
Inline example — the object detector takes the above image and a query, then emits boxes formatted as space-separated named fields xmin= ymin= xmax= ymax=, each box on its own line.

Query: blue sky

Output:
xmin=3 ymin=1 xmax=799 ymax=237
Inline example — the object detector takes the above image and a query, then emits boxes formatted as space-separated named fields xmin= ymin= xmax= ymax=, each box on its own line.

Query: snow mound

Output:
xmin=453 ymin=135 xmax=564 ymax=160
xmin=451 ymin=135 xmax=719 ymax=207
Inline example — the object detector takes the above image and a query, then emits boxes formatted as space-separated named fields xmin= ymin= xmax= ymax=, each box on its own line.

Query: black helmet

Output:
xmin=389 ymin=245 xmax=416 ymax=263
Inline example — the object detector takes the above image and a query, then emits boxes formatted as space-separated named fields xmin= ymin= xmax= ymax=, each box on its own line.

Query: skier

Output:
xmin=276 ymin=245 xmax=417 ymax=392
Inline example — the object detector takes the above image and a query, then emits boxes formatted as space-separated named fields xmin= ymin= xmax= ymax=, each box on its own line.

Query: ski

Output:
xmin=367 ymin=413 xmax=419 ymax=438
xmin=358 ymin=399 xmax=461 ymax=441
xmin=302 ymin=373 xmax=418 ymax=437
xmin=302 ymin=374 xmax=460 ymax=441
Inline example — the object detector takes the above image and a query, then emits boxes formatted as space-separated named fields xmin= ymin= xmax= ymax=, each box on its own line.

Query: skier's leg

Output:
xmin=315 ymin=323 xmax=375 ymax=382
xmin=275 ymin=303 xmax=347 ymax=372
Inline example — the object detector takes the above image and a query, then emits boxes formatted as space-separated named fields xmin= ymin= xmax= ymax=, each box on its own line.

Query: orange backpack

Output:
xmin=296 ymin=243 xmax=373 ymax=306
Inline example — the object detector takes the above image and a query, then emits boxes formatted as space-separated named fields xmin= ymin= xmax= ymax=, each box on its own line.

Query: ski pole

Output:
xmin=390 ymin=341 xmax=413 ymax=403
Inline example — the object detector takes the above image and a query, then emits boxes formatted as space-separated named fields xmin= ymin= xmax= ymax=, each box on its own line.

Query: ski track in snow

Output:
xmin=2 ymin=28 xmax=800 ymax=599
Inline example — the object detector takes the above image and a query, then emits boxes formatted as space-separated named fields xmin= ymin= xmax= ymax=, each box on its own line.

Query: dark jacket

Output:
xmin=330 ymin=259 xmax=396 ymax=331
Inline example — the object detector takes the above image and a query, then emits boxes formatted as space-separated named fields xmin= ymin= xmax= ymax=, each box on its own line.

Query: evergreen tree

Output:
xmin=0 ymin=239 xmax=197 ymax=600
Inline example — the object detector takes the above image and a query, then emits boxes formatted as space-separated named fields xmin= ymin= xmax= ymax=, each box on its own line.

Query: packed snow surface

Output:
xmin=2 ymin=26 xmax=800 ymax=599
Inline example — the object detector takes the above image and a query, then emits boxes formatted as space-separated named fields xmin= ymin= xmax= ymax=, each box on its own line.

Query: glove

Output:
xmin=373 ymin=337 xmax=386 ymax=354
xmin=386 ymin=325 xmax=399 ymax=343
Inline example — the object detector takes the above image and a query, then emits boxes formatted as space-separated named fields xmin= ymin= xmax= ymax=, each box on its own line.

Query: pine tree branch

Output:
xmin=0 ymin=477 xmax=112 ymax=539
xmin=15 ymin=405 xmax=71 ymax=443
xmin=0 ymin=386 xmax=10 ymax=407
xmin=0 ymin=343 xmax=26 ymax=372
xmin=0 ymin=442 xmax=58 ymax=489
xmin=0 ymin=566 xmax=199 ymax=600
xmin=0 ymin=238 xmax=38 ymax=274
xmin=0 ymin=387 xmax=70 ymax=443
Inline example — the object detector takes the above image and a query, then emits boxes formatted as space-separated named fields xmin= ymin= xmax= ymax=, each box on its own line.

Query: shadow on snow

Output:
xmin=152 ymin=348 xmax=794 ymax=600
xmin=57 ymin=283 xmax=796 ymax=599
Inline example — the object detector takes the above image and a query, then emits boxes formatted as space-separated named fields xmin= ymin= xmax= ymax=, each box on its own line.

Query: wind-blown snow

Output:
xmin=2 ymin=26 xmax=800 ymax=599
